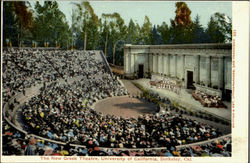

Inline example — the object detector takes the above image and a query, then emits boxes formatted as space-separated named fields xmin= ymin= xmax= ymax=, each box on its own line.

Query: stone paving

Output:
xmin=121 ymin=79 xmax=142 ymax=95
xmin=133 ymin=78 xmax=231 ymax=121
xmin=93 ymin=79 xmax=156 ymax=118
xmin=94 ymin=96 xmax=157 ymax=118
xmin=94 ymin=79 xmax=231 ymax=134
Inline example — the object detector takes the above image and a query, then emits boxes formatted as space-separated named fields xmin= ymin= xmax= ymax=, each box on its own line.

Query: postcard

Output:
xmin=1 ymin=1 xmax=249 ymax=163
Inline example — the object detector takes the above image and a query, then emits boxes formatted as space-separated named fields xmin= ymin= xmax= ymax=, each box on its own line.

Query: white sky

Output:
xmin=31 ymin=1 xmax=232 ymax=27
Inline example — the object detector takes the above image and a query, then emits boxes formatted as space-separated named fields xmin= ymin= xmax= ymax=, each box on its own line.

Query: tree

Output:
xmin=100 ymin=16 xmax=110 ymax=56
xmin=75 ymin=2 xmax=100 ymax=50
xmin=169 ymin=2 xmax=193 ymax=44
xmin=3 ymin=1 xmax=33 ymax=46
xmin=127 ymin=19 xmax=137 ymax=44
xmin=33 ymin=1 xmax=71 ymax=48
xmin=140 ymin=16 xmax=153 ymax=45
xmin=191 ymin=15 xmax=207 ymax=43
xmin=157 ymin=22 xmax=170 ymax=44
xmin=102 ymin=13 xmax=127 ymax=65
xmin=151 ymin=25 xmax=163 ymax=45
xmin=3 ymin=1 xmax=18 ymax=46
xmin=135 ymin=23 xmax=142 ymax=44
xmin=206 ymin=15 xmax=224 ymax=43
xmin=126 ymin=19 xmax=141 ymax=45
xmin=172 ymin=2 xmax=192 ymax=27
xmin=206 ymin=12 xmax=232 ymax=43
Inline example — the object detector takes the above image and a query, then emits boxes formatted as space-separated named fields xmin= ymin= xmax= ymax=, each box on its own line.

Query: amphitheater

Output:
xmin=2 ymin=47 xmax=231 ymax=157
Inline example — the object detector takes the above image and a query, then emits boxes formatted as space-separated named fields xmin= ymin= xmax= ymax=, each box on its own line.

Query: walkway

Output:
xmin=134 ymin=78 xmax=231 ymax=121
xmin=121 ymin=79 xmax=142 ymax=95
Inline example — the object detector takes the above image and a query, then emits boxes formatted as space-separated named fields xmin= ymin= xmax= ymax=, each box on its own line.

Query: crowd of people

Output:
xmin=2 ymin=48 xmax=231 ymax=157
xmin=2 ymin=48 xmax=59 ymax=104
xmin=3 ymin=120 xmax=231 ymax=156
xmin=192 ymin=90 xmax=226 ymax=108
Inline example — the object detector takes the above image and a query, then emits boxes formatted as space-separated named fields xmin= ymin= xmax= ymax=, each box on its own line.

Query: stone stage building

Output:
xmin=123 ymin=44 xmax=232 ymax=100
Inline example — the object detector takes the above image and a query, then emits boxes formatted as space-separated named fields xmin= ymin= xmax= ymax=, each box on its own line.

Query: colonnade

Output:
xmin=125 ymin=52 xmax=225 ymax=89
xmin=151 ymin=53 xmax=225 ymax=89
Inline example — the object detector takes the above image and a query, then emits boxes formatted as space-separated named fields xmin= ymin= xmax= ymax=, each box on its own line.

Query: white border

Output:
xmin=1 ymin=1 xmax=249 ymax=163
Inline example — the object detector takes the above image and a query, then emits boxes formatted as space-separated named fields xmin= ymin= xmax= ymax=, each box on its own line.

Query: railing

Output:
xmin=99 ymin=51 xmax=113 ymax=78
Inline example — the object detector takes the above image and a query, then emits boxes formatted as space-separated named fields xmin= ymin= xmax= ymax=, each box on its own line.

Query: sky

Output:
xmin=31 ymin=1 xmax=232 ymax=28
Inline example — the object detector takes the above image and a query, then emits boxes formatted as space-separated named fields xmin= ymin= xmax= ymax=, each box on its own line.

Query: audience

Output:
xmin=192 ymin=90 xmax=226 ymax=108
xmin=2 ymin=48 xmax=230 ymax=156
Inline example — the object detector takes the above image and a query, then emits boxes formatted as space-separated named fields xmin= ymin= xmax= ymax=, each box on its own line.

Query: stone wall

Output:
xmin=124 ymin=44 xmax=232 ymax=92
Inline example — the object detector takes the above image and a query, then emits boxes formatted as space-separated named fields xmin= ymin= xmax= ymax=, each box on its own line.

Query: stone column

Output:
xmin=206 ymin=56 xmax=211 ymax=87
xmin=174 ymin=54 xmax=177 ymax=78
xmin=124 ymin=53 xmax=127 ymax=73
xmin=158 ymin=54 xmax=161 ymax=74
xmin=162 ymin=54 xmax=165 ymax=75
xmin=153 ymin=54 xmax=157 ymax=73
xmin=152 ymin=54 xmax=155 ymax=73
xmin=150 ymin=53 xmax=153 ymax=73
xmin=167 ymin=54 xmax=170 ymax=76
xmin=164 ymin=55 xmax=167 ymax=75
xmin=182 ymin=55 xmax=185 ymax=80
xmin=127 ymin=53 xmax=131 ymax=74
xmin=130 ymin=53 xmax=134 ymax=74
xmin=155 ymin=54 xmax=158 ymax=73
xmin=195 ymin=55 xmax=200 ymax=84
xmin=134 ymin=54 xmax=137 ymax=73
xmin=218 ymin=56 xmax=224 ymax=89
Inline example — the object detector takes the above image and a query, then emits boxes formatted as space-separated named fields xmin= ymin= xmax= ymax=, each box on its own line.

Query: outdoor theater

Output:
xmin=2 ymin=46 xmax=231 ymax=157
xmin=2 ymin=0 xmax=233 ymax=159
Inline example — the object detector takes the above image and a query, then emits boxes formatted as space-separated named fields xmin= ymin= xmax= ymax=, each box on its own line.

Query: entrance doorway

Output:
xmin=187 ymin=71 xmax=194 ymax=89
xmin=138 ymin=64 xmax=144 ymax=78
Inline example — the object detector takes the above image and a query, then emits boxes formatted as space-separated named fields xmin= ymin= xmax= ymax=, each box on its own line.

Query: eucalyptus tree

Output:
xmin=75 ymin=2 xmax=101 ymax=50
xmin=33 ymin=1 xmax=71 ymax=47
xmin=127 ymin=19 xmax=140 ymax=45
xmin=102 ymin=13 xmax=127 ymax=65
xmin=140 ymin=16 xmax=153 ymax=45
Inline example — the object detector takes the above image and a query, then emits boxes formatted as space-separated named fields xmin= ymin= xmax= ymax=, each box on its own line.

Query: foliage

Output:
xmin=3 ymin=1 xmax=232 ymax=65
xmin=151 ymin=25 xmax=163 ymax=45
xmin=126 ymin=19 xmax=140 ymax=44
xmin=101 ymin=12 xmax=127 ymax=65
xmin=169 ymin=2 xmax=193 ymax=44
xmin=75 ymin=2 xmax=101 ymax=50
xmin=172 ymin=2 xmax=192 ymax=27
xmin=191 ymin=15 xmax=208 ymax=43
xmin=140 ymin=16 xmax=153 ymax=45
xmin=206 ymin=12 xmax=232 ymax=43
xmin=33 ymin=1 xmax=72 ymax=47
xmin=157 ymin=22 xmax=171 ymax=44
xmin=3 ymin=1 xmax=33 ymax=46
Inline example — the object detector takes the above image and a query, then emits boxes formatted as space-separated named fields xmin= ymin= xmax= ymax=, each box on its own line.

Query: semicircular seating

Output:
xmin=2 ymin=48 xmax=231 ymax=156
